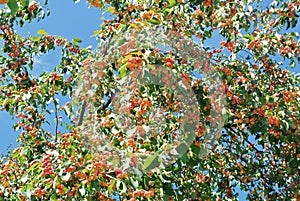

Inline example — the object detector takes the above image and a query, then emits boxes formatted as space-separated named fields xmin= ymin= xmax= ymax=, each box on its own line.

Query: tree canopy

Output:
xmin=0 ymin=0 xmax=299 ymax=200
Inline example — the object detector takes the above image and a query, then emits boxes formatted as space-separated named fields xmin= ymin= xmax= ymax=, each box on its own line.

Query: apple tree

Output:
xmin=0 ymin=0 xmax=299 ymax=200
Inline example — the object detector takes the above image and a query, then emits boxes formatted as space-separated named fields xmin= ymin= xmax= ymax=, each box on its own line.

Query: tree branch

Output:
xmin=103 ymin=95 xmax=112 ymax=110
xmin=0 ymin=144 xmax=12 ymax=158
xmin=224 ymin=124 xmax=263 ymax=154
xmin=53 ymin=98 xmax=59 ymax=142
xmin=77 ymin=101 xmax=87 ymax=127
xmin=76 ymin=91 xmax=115 ymax=127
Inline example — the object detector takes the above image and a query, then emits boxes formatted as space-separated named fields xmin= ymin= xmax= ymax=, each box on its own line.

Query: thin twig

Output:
xmin=221 ymin=118 xmax=269 ymax=176
xmin=241 ymin=49 xmax=254 ymax=57
xmin=77 ymin=92 xmax=115 ymax=127
xmin=225 ymin=124 xmax=263 ymax=153
xmin=103 ymin=97 xmax=112 ymax=111
xmin=103 ymin=91 xmax=115 ymax=110
xmin=53 ymin=98 xmax=59 ymax=142
xmin=76 ymin=31 xmax=115 ymax=127
xmin=0 ymin=144 xmax=12 ymax=157
xmin=77 ymin=101 xmax=87 ymax=127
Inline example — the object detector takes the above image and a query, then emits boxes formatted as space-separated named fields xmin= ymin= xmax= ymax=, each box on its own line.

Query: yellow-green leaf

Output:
xmin=37 ymin=29 xmax=47 ymax=35
xmin=108 ymin=179 xmax=116 ymax=194
xmin=105 ymin=7 xmax=115 ymax=14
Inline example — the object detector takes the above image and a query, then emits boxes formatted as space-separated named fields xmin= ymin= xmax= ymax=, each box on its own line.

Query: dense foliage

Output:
xmin=0 ymin=0 xmax=299 ymax=200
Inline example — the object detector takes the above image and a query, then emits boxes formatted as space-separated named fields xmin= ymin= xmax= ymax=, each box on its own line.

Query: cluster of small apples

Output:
xmin=0 ymin=0 xmax=8 ymax=5
xmin=41 ymin=154 xmax=56 ymax=177
xmin=87 ymin=0 xmax=102 ymax=8
xmin=128 ymin=189 xmax=155 ymax=200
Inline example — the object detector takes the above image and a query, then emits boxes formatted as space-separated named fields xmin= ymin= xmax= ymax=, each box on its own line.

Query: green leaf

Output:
xmin=289 ymin=158 xmax=297 ymax=168
xmin=7 ymin=0 xmax=19 ymax=16
xmin=32 ymin=36 xmax=40 ymax=42
xmin=244 ymin=34 xmax=254 ymax=40
xmin=119 ymin=64 xmax=127 ymax=79
xmin=198 ymin=145 xmax=209 ymax=158
xmin=290 ymin=60 xmax=295 ymax=68
xmin=72 ymin=38 xmax=82 ymax=45
xmin=286 ymin=20 xmax=291 ymax=30
xmin=204 ymin=30 xmax=212 ymax=38
xmin=108 ymin=179 xmax=116 ymax=194
xmin=148 ymin=19 xmax=159 ymax=25
xmin=143 ymin=153 xmax=159 ymax=171
xmin=291 ymin=18 xmax=297 ymax=28
xmin=93 ymin=30 xmax=101 ymax=36
xmin=91 ymin=180 xmax=99 ymax=190
xmin=180 ymin=152 xmax=189 ymax=163
xmin=191 ymin=144 xmax=200 ymax=155
xmin=27 ymin=149 xmax=32 ymax=160
xmin=159 ymin=174 xmax=172 ymax=183
xmin=176 ymin=143 xmax=189 ymax=156
xmin=168 ymin=0 xmax=176 ymax=7
xmin=37 ymin=29 xmax=47 ymax=35
xmin=28 ymin=162 xmax=39 ymax=173
xmin=20 ymin=0 xmax=29 ymax=7
xmin=130 ymin=177 xmax=139 ymax=189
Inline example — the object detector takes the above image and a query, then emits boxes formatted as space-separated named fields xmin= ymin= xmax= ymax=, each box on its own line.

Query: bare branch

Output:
xmin=224 ymin=124 xmax=263 ymax=154
xmin=77 ymin=101 xmax=87 ymax=127
xmin=76 ymin=91 xmax=115 ymax=127
xmin=53 ymin=98 xmax=59 ymax=142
